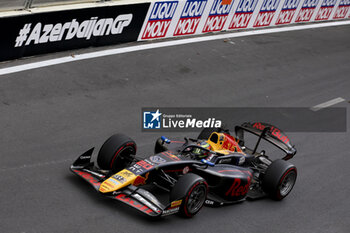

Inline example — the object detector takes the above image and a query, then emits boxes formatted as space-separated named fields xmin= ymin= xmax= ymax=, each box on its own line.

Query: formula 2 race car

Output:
xmin=70 ymin=122 xmax=297 ymax=218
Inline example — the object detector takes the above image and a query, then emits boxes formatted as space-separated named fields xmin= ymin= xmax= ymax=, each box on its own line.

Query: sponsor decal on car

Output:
xmin=136 ymin=160 xmax=154 ymax=170
xmin=99 ymin=177 xmax=120 ymax=192
xmin=79 ymin=155 xmax=91 ymax=160
xmin=128 ymin=160 xmax=154 ymax=175
xmin=174 ymin=0 xmax=208 ymax=36
xmin=119 ymin=169 xmax=135 ymax=178
xmin=229 ymin=0 xmax=259 ymax=29
xmin=128 ymin=164 xmax=144 ymax=175
xmin=162 ymin=151 xmax=181 ymax=161
xmin=112 ymin=175 xmax=127 ymax=184
xmin=162 ymin=207 xmax=180 ymax=216
xmin=238 ymin=156 xmax=246 ymax=165
xmin=333 ymin=0 xmax=350 ymax=19
xmin=183 ymin=166 xmax=190 ymax=174
xmin=275 ymin=0 xmax=301 ymax=24
xmin=150 ymin=155 xmax=167 ymax=164
xmin=218 ymin=158 xmax=232 ymax=163
xmin=253 ymin=0 xmax=281 ymax=27
xmin=202 ymin=0 xmax=235 ymax=32
xmin=205 ymin=199 xmax=215 ymax=205
xmin=171 ymin=199 xmax=183 ymax=207
xmin=225 ymin=177 xmax=251 ymax=197
xmin=133 ymin=173 xmax=150 ymax=186
xmin=295 ymin=0 xmax=320 ymax=22
xmin=141 ymin=1 xmax=179 ymax=39
xmin=252 ymin=122 xmax=290 ymax=144
xmin=315 ymin=0 xmax=338 ymax=20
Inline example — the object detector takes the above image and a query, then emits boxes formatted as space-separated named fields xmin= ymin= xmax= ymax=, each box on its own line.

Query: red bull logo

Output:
xmin=133 ymin=173 xmax=149 ymax=186
xmin=222 ymin=134 xmax=243 ymax=153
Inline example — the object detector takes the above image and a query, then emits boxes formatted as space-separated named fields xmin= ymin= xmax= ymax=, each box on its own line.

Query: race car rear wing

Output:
xmin=235 ymin=122 xmax=296 ymax=160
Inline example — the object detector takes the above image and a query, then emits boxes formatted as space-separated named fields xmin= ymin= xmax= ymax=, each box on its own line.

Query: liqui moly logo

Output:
xmin=228 ymin=0 xmax=259 ymax=29
xmin=174 ymin=0 xmax=208 ymax=36
xmin=253 ymin=0 xmax=281 ymax=27
xmin=295 ymin=0 xmax=320 ymax=22
xmin=275 ymin=0 xmax=301 ymax=24
xmin=141 ymin=1 xmax=178 ymax=39
xmin=333 ymin=0 xmax=350 ymax=19
xmin=202 ymin=0 xmax=235 ymax=32
xmin=315 ymin=0 xmax=337 ymax=20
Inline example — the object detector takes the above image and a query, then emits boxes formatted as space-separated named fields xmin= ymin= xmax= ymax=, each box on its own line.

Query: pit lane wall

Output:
xmin=1 ymin=0 xmax=350 ymax=62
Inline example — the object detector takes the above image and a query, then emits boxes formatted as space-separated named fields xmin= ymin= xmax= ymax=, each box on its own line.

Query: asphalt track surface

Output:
xmin=1 ymin=25 xmax=350 ymax=233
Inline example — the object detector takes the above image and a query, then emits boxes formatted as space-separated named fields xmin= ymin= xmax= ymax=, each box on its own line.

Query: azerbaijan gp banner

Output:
xmin=138 ymin=0 xmax=350 ymax=40
xmin=0 ymin=3 xmax=150 ymax=62
xmin=0 ymin=0 xmax=349 ymax=61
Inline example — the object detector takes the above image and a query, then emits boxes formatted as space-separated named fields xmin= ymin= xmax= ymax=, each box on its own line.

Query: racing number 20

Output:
xmin=136 ymin=160 xmax=153 ymax=170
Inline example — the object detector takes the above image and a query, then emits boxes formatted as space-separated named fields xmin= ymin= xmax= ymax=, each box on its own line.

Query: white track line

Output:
xmin=311 ymin=97 xmax=345 ymax=111
xmin=1 ymin=20 xmax=350 ymax=76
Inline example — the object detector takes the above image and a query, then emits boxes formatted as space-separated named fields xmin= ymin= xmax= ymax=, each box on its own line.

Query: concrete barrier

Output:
xmin=0 ymin=0 xmax=349 ymax=62
xmin=137 ymin=0 xmax=350 ymax=40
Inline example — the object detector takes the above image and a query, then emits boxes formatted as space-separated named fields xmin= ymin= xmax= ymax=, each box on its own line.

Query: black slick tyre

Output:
xmin=170 ymin=173 xmax=208 ymax=218
xmin=97 ymin=134 xmax=136 ymax=172
xmin=262 ymin=159 xmax=297 ymax=200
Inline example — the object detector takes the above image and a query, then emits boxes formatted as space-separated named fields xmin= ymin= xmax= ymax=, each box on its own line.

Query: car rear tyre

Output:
xmin=170 ymin=173 xmax=208 ymax=218
xmin=262 ymin=159 xmax=297 ymax=200
xmin=97 ymin=134 xmax=136 ymax=172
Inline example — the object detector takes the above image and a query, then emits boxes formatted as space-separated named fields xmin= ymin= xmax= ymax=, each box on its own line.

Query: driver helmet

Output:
xmin=193 ymin=141 xmax=212 ymax=158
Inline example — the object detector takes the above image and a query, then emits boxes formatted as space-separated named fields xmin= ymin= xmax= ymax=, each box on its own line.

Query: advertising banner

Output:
xmin=1 ymin=0 xmax=348 ymax=61
xmin=0 ymin=3 xmax=150 ymax=61
xmin=138 ymin=0 xmax=345 ymax=41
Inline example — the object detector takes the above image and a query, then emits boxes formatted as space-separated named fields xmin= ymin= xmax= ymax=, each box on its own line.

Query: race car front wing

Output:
xmin=70 ymin=148 xmax=182 ymax=217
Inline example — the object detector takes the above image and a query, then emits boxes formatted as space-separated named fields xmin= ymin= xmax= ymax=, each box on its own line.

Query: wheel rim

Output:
xmin=187 ymin=185 xmax=206 ymax=214
xmin=112 ymin=147 xmax=134 ymax=171
xmin=279 ymin=171 xmax=296 ymax=197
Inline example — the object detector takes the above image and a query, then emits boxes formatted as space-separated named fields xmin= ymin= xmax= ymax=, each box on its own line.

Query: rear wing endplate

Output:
xmin=235 ymin=122 xmax=296 ymax=159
